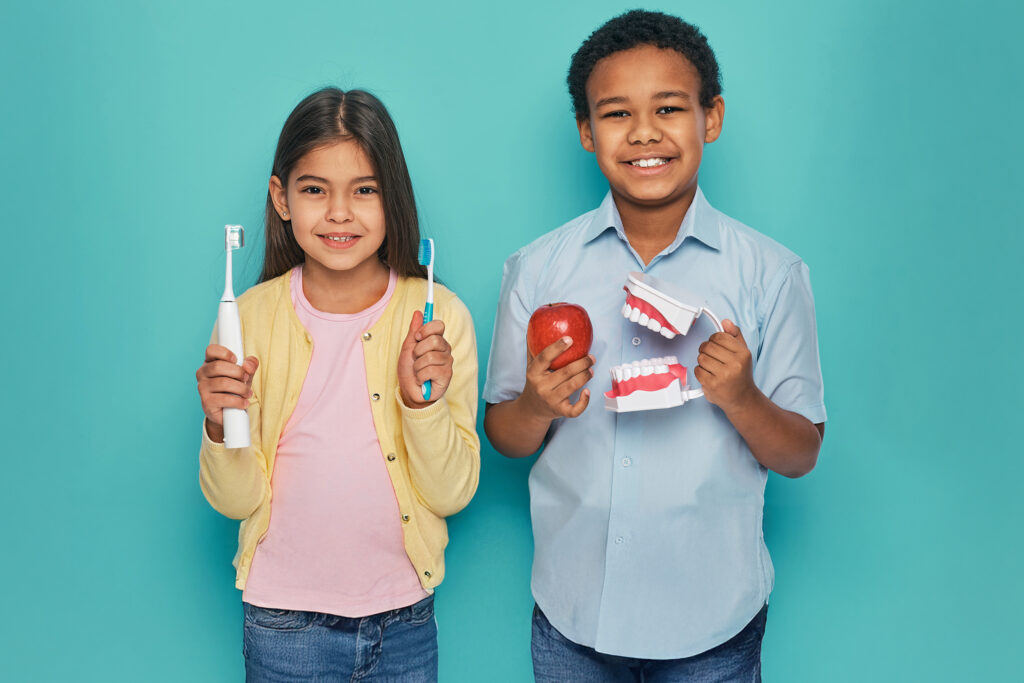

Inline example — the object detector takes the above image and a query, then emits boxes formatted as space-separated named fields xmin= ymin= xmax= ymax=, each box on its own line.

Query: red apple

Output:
xmin=527 ymin=302 xmax=593 ymax=370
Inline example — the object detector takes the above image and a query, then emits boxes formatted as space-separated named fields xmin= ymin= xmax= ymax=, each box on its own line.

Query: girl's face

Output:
xmin=269 ymin=139 xmax=387 ymax=279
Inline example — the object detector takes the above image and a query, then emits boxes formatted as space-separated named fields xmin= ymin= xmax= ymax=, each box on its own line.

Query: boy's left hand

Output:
xmin=694 ymin=319 xmax=759 ymax=412
xmin=398 ymin=310 xmax=453 ymax=408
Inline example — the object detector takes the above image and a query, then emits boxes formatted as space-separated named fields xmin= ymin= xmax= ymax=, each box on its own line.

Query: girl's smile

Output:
xmin=269 ymin=138 xmax=390 ymax=312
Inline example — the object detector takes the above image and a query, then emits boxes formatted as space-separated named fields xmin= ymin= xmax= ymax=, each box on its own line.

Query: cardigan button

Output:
xmin=362 ymin=332 xmax=372 ymax=341
xmin=424 ymin=570 xmax=432 ymax=578
xmin=402 ymin=514 xmax=410 ymax=522
xmin=371 ymin=393 xmax=381 ymax=401
xmin=387 ymin=453 xmax=396 ymax=462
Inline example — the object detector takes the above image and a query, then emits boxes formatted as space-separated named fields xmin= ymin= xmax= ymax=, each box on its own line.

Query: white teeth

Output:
xmin=647 ymin=319 xmax=662 ymax=332
xmin=622 ymin=303 xmax=632 ymax=319
xmin=660 ymin=328 xmax=676 ymax=339
xmin=638 ymin=313 xmax=649 ymax=325
xmin=629 ymin=308 xmax=641 ymax=323
xmin=631 ymin=158 xmax=668 ymax=168
xmin=641 ymin=364 xmax=653 ymax=376
xmin=326 ymin=235 xmax=354 ymax=242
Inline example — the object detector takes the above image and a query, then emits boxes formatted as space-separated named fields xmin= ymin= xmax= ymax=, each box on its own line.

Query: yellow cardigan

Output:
xmin=199 ymin=270 xmax=480 ymax=592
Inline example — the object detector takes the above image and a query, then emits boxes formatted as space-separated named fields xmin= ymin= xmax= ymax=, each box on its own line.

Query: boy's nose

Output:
xmin=628 ymin=113 xmax=662 ymax=145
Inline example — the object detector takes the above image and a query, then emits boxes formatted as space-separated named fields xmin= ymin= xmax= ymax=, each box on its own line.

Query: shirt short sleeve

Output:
xmin=753 ymin=260 xmax=827 ymax=425
xmin=482 ymin=251 xmax=532 ymax=404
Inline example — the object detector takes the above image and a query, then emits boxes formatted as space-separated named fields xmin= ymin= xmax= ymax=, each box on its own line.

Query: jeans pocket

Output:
xmin=398 ymin=596 xmax=435 ymax=626
xmin=243 ymin=602 xmax=316 ymax=631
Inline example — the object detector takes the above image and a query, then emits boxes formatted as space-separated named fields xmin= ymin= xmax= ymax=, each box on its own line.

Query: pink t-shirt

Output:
xmin=242 ymin=266 xmax=428 ymax=617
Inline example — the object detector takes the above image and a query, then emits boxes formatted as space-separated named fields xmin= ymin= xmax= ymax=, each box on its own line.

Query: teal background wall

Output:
xmin=2 ymin=0 xmax=1021 ymax=680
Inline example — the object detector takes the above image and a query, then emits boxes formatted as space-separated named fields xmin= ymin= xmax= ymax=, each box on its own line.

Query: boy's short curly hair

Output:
xmin=568 ymin=9 xmax=722 ymax=119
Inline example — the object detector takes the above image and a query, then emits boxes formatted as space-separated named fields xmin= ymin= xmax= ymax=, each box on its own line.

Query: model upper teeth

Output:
xmin=631 ymin=158 xmax=668 ymax=167
xmin=326 ymin=235 xmax=355 ymax=241
xmin=622 ymin=302 xmax=676 ymax=338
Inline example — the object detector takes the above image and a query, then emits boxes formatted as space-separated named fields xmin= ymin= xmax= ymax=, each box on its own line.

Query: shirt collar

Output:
xmin=583 ymin=187 xmax=721 ymax=253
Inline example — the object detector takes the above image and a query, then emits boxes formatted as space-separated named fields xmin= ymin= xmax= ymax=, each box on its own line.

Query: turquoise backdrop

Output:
xmin=2 ymin=0 xmax=1021 ymax=680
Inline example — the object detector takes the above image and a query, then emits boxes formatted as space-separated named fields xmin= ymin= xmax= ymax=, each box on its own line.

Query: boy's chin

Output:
xmin=610 ymin=184 xmax=697 ymax=209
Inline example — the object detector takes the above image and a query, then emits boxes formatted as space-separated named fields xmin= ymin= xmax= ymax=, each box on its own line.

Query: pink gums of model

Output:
xmin=604 ymin=272 xmax=723 ymax=413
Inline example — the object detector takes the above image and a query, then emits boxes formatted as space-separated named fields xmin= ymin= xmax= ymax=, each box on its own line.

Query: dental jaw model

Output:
xmin=605 ymin=272 xmax=723 ymax=413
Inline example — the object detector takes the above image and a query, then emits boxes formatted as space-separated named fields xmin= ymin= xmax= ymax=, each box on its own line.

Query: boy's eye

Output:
xmin=657 ymin=106 xmax=685 ymax=114
xmin=602 ymin=110 xmax=629 ymax=119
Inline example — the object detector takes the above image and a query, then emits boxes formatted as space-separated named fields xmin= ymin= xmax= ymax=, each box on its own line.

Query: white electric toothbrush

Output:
xmin=218 ymin=224 xmax=250 ymax=448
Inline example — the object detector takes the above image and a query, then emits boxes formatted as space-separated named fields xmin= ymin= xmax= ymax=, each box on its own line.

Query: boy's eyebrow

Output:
xmin=653 ymin=91 xmax=693 ymax=101
xmin=594 ymin=96 xmax=629 ymax=109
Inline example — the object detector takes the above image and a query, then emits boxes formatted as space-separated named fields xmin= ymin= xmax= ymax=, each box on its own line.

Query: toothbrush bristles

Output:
xmin=225 ymin=224 xmax=245 ymax=250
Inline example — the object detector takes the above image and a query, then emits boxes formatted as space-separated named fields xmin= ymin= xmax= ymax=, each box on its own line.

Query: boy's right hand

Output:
xmin=196 ymin=344 xmax=259 ymax=443
xmin=520 ymin=337 xmax=594 ymax=420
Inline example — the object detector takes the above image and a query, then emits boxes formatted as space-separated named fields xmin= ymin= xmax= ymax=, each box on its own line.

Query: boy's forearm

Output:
xmin=722 ymin=391 xmax=823 ymax=478
xmin=484 ymin=398 xmax=552 ymax=458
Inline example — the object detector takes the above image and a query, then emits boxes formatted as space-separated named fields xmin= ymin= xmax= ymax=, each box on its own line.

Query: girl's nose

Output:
xmin=327 ymin=196 xmax=354 ymax=223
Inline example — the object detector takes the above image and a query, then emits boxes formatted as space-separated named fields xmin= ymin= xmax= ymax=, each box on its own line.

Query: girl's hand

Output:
xmin=196 ymin=344 xmax=259 ymax=443
xmin=694 ymin=319 xmax=758 ymax=412
xmin=398 ymin=311 xmax=453 ymax=408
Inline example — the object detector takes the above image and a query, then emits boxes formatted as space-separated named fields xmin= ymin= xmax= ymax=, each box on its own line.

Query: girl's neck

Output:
xmin=300 ymin=258 xmax=391 ymax=314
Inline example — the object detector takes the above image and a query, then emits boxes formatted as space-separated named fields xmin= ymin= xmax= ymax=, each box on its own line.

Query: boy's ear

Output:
xmin=268 ymin=176 xmax=290 ymax=219
xmin=577 ymin=117 xmax=596 ymax=153
xmin=704 ymin=96 xmax=725 ymax=144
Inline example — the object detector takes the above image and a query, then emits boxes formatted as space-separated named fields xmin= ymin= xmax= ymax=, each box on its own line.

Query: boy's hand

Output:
xmin=398 ymin=311 xmax=453 ymax=408
xmin=695 ymin=320 xmax=758 ymax=412
xmin=197 ymin=344 xmax=259 ymax=443
xmin=520 ymin=337 xmax=594 ymax=420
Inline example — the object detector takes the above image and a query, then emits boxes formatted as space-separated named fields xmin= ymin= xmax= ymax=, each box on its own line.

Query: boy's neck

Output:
xmin=613 ymin=184 xmax=698 ymax=266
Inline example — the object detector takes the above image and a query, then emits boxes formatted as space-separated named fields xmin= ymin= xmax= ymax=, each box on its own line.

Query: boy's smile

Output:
xmin=578 ymin=44 xmax=724 ymax=220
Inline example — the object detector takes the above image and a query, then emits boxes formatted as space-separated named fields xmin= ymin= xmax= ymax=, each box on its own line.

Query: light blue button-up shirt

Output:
xmin=483 ymin=188 xmax=827 ymax=659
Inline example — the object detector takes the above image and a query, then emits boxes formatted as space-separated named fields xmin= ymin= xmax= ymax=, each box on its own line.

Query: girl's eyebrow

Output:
xmin=351 ymin=176 xmax=377 ymax=183
xmin=295 ymin=174 xmax=329 ymax=184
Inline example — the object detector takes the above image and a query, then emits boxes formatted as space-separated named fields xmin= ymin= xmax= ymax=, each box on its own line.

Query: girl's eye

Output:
xmin=356 ymin=186 xmax=379 ymax=195
xmin=301 ymin=186 xmax=324 ymax=195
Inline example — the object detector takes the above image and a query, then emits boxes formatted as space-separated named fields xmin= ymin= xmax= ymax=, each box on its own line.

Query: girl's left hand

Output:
xmin=398 ymin=310 xmax=453 ymax=408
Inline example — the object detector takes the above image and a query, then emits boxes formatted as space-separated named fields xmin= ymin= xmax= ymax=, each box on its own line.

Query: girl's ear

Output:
xmin=269 ymin=176 xmax=290 ymax=220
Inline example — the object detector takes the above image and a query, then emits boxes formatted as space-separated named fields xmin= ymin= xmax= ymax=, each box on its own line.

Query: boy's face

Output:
xmin=578 ymin=45 xmax=724 ymax=215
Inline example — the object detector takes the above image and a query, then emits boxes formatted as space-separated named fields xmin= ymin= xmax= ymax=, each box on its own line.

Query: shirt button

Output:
xmin=386 ymin=453 xmax=396 ymax=462
xmin=362 ymin=332 xmax=372 ymax=341
xmin=622 ymin=457 xmax=632 ymax=467
xmin=402 ymin=514 xmax=410 ymax=522
xmin=615 ymin=536 xmax=624 ymax=544
xmin=371 ymin=393 xmax=381 ymax=401
xmin=631 ymin=337 xmax=641 ymax=346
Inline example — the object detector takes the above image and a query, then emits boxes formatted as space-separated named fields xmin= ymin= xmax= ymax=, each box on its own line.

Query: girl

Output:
xmin=195 ymin=88 xmax=480 ymax=682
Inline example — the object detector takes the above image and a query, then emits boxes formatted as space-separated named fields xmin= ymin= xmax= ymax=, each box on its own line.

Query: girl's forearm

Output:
xmin=722 ymin=391 xmax=823 ymax=478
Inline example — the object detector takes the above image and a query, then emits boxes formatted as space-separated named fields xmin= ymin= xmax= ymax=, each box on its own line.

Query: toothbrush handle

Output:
xmin=218 ymin=301 xmax=251 ymax=448
xmin=421 ymin=302 xmax=434 ymax=400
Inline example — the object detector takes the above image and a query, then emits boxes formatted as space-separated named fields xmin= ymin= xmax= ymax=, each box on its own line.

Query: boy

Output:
xmin=483 ymin=10 xmax=826 ymax=682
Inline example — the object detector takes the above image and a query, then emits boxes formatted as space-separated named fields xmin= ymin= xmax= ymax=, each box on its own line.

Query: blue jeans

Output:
xmin=532 ymin=603 xmax=768 ymax=683
xmin=242 ymin=596 xmax=437 ymax=682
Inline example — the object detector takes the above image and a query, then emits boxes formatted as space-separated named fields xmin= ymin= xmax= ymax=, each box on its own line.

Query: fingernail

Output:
xmin=415 ymin=333 xmax=422 ymax=341
xmin=562 ymin=336 xmax=573 ymax=346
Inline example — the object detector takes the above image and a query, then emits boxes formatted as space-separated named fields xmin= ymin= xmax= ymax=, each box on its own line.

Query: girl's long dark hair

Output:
xmin=259 ymin=88 xmax=427 ymax=283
